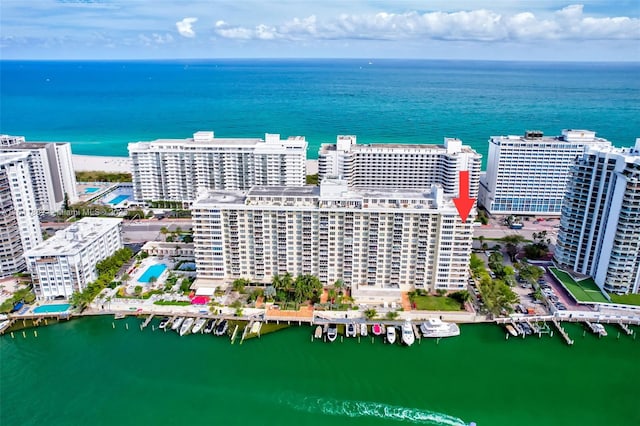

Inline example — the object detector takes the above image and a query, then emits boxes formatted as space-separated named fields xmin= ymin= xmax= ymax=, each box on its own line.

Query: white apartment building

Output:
xmin=192 ymin=179 xmax=474 ymax=298
xmin=25 ymin=217 xmax=123 ymax=300
xmin=318 ymin=136 xmax=482 ymax=197
xmin=479 ymin=130 xmax=612 ymax=215
xmin=129 ymin=131 xmax=307 ymax=203
xmin=555 ymin=140 xmax=640 ymax=294
xmin=0 ymin=152 xmax=43 ymax=276
xmin=0 ymin=137 xmax=79 ymax=212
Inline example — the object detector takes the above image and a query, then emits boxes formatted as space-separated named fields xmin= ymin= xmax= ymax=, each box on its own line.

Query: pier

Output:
xmin=141 ymin=314 xmax=154 ymax=330
xmin=551 ymin=319 xmax=574 ymax=345
xmin=618 ymin=322 xmax=633 ymax=336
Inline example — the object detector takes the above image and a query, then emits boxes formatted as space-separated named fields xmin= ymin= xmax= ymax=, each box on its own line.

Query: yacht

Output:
xmin=326 ymin=324 xmax=338 ymax=342
xmin=401 ymin=321 xmax=415 ymax=346
xmin=360 ymin=323 xmax=368 ymax=337
xmin=203 ymin=319 xmax=216 ymax=334
xmin=214 ymin=319 xmax=228 ymax=336
xmin=191 ymin=318 xmax=207 ymax=334
xmin=386 ymin=326 xmax=397 ymax=344
xmin=158 ymin=317 xmax=170 ymax=330
xmin=346 ymin=323 xmax=357 ymax=338
xmin=505 ymin=324 xmax=518 ymax=337
xmin=171 ymin=317 xmax=184 ymax=331
xmin=419 ymin=318 xmax=460 ymax=338
xmin=179 ymin=317 xmax=195 ymax=336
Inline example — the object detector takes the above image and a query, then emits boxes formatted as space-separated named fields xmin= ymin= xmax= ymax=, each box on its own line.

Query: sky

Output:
xmin=1 ymin=1 xmax=639 ymax=61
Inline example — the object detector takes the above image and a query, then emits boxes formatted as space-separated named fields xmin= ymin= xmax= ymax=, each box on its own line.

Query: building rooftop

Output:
xmin=490 ymin=129 xmax=611 ymax=145
xmin=25 ymin=217 xmax=122 ymax=257
xmin=0 ymin=151 xmax=30 ymax=165
xmin=319 ymin=136 xmax=478 ymax=156
xmin=129 ymin=131 xmax=307 ymax=151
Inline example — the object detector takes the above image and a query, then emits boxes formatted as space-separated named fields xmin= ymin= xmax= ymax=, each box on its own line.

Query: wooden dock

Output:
xmin=618 ymin=322 xmax=633 ymax=336
xmin=552 ymin=319 xmax=574 ymax=345
xmin=141 ymin=314 xmax=154 ymax=329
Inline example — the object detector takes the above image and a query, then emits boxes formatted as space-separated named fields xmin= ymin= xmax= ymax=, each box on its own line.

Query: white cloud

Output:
xmin=176 ymin=17 xmax=198 ymax=38
xmin=213 ymin=4 xmax=640 ymax=42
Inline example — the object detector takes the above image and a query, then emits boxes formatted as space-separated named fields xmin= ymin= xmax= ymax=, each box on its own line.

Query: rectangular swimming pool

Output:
xmin=108 ymin=194 xmax=130 ymax=204
xmin=84 ymin=187 xmax=100 ymax=194
xmin=138 ymin=264 xmax=167 ymax=283
xmin=33 ymin=304 xmax=71 ymax=314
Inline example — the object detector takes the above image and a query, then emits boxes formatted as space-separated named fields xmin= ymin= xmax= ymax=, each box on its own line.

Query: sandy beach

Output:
xmin=72 ymin=154 xmax=319 ymax=176
xmin=72 ymin=155 xmax=132 ymax=173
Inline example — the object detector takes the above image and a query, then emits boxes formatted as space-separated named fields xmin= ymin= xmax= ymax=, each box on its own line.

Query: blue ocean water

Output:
xmin=1 ymin=59 xmax=639 ymax=165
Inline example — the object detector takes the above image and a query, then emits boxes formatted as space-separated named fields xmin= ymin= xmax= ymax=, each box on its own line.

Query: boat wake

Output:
xmin=283 ymin=395 xmax=469 ymax=425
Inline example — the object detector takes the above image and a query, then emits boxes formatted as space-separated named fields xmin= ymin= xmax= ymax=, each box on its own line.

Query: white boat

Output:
xmin=386 ymin=326 xmax=397 ymax=344
xmin=327 ymin=324 xmax=338 ymax=342
xmin=401 ymin=321 xmax=415 ymax=346
xmin=158 ymin=317 xmax=170 ymax=329
xmin=171 ymin=317 xmax=184 ymax=331
xmin=346 ymin=323 xmax=357 ymax=337
xmin=505 ymin=324 xmax=518 ymax=337
xmin=420 ymin=318 xmax=460 ymax=338
xmin=250 ymin=321 xmax=262 ymax=334
xmin=360 ymin=323 xmax=368 ymax=337
xmin=191 ymin=318 xmax=206 ymax=334
xmin=179 ymin=317 xmax=195 ymax=336
xmin=0 ymin=319 xmax=10 ymax=330
xmin=314 ymin=325 xmax=323 ymax=339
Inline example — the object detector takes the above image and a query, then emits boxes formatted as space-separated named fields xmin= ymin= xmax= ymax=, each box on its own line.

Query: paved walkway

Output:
xmin=401 ymin=292 xmax=412 ymax=311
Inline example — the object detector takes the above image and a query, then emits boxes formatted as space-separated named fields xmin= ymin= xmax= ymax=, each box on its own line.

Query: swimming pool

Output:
xmin=138 ymin=264 xmax=167 ymax=283
xmin=33 ymin=304 xmax=71 ymax=314
xmin=84 ymin=187 xmax=100 ymax=194
xmin=108 ymin=194 xmax=130 ymax=205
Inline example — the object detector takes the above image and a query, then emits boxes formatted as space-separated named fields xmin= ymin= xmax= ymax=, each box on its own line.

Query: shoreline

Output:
xmin=72 ymin=154 xmax=320 ymax=176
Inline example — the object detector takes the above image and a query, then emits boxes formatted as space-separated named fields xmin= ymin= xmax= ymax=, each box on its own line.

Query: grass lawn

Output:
xmin=609 ymin=293 xmax=640 ymax=306
xmin=411 ymin=295 xmax=462 ymax=311
xmin=549 ymin=267 xmax=609 ymax=304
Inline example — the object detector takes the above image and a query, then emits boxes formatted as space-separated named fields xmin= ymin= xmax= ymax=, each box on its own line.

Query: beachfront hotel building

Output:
xmin=0 ymin=152 xmax=43 ymax=277
xmin=0 ymin=135 xmax=79 ymax=212
xmin=555 ymin=140 xmax=640 ymax=294
xmin=318 ymin=136 xmax=482 ymax=197
xmin=128 ymin=131 xmax=307 ymax=204
xmin=478 ymin=130 xmax=612 ymax=216
xmin=192 ymin=179 xmax=474 ymax=299
xmin=25 ymin=217 xmax=123 ymax=300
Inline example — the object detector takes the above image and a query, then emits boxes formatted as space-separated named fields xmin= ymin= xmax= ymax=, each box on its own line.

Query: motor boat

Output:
xmin=171 ymin=317 xmax=184 ymax=331
xmin=419 ymin=318 xmax=460 ymax=338
xmin=214 ymin=319 xmax=228 ymax=336
xmin=179 ymin=317 xmax=195 ymax=336
xmin=314 ymin=325 xmax=323 ymax=339
xmin=158 ymin=317 xmax=170 ymax=330
xmin=386 ymin=325 xmax=397 ymax=344
xmin=401 ymin=321 xmax=415 ymax=346
xmin=360 ymin=323 xmax=368 ymax=337
xmin=191 ymin=318 xmax=207 ymax=334
xmin=346 ymin=323 xmax=357 ymax=337
xmin=203 ymin=319 xmax=216 ymax=334
xmin=372 ymin=323 xmax=382 ymax=336
xmin=327 ymin=324 xmax=338 ymax=342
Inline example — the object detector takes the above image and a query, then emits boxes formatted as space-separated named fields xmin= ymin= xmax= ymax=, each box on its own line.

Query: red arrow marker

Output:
xmin=453 ymin=170 xmax=476 ymax=223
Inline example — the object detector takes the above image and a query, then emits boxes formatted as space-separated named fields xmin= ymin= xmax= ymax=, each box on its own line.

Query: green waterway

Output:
xmin=1 ymin=317 xmax=639 ymax=426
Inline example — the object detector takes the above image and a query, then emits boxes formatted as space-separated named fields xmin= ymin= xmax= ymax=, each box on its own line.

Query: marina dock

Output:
xmin=551 ymin=319 xmax=574 ymax=345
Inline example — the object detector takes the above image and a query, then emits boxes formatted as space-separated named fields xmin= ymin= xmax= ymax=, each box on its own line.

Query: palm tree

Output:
xmin=264 ymin=285 xmax=276 ymax=301
xmin=364 ymin=308 xmax=377 ymax=320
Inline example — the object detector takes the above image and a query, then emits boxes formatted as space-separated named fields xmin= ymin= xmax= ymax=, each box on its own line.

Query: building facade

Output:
xmin=318 ymin=136 xmax=482 ymax=197
xmin=192 ymin=179 xmax=474 ymax=297
xmin=555 ymin=140 xmax=640 ymax=294
xmin=479 ymin=130 xmax=612 ymax=215
xmin=0 ymin=152 xmax=43 ymax=277
xmin=129 ymin=131 xmax=307 ymax=203
xmin=0 ymin=137 xmax=79 ymax=212
xmin=25 ymin=218 xmax=123 ymax=300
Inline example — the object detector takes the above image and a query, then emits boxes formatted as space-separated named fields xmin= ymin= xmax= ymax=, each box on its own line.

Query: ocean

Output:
xmin=1 ymin=317 xmax=639 ymax=426
xmin=1 ymin=59 xmax=639 ymax=164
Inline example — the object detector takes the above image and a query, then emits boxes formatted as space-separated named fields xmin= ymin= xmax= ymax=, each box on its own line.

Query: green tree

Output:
xmin=364 ymin=308 xmax=377 ymax=320
xmin=502 ymin=234 xmax=527 ymax=262
xmin=134 ymin=285 xmax=143 ymax=296
xmin=385 ymin=311 xmax=399 ymax=320
xmin=470 ymin=253 xmax=484 ymax=276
